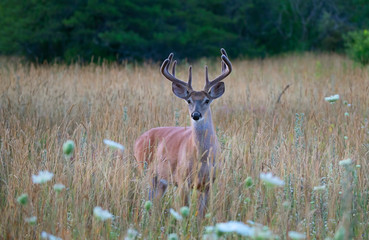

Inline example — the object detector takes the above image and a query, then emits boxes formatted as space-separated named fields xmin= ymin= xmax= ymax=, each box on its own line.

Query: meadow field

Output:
xmin=0 ymin=54 xmax=368 ymax=239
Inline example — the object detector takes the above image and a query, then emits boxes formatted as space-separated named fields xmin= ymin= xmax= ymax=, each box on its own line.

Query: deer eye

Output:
xmin=187 ymin=99 xmax=192 ymax=104
xmin=205 ymin=99 xmax=210 ymax=104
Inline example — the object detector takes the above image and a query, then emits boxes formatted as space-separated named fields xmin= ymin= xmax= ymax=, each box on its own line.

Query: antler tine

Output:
xmin=161 ymin=53 xmax=192 ymax=90
xmin=203 ymin=49 xmax=232 ymax=92
xmin=188 ymin=66 xmax=192 ymax=89
xmin=205 ymin=65 xmax=209 ymax=86
xmin=221 ymin=48 xmax=228 ymax=72
xmin=172 ymin=60 xmax=177 ymax=76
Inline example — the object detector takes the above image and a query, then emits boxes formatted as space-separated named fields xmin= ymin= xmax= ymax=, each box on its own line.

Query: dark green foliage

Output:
xmin=345 ymin=30 xmax=369 ymax=65
xmin=0 ymin=0 xmax=368 ymax=62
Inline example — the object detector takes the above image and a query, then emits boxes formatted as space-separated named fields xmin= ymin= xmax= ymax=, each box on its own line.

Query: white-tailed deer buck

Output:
xmin=134 ymin=48 xmax=232 ymax=215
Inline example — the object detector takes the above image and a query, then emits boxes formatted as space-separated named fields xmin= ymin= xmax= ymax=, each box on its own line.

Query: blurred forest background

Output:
xmin=0 ymin=0 xmax=369 ymax=62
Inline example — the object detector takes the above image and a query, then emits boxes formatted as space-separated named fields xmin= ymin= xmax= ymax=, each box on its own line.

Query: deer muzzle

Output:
xmin=191 ymin=112 xmax=202 ymax=121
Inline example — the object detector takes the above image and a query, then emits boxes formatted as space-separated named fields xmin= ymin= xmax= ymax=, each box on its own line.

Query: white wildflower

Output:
xmin=246 ymin=220 xmax=255 ymax=225
xmin=288 ymin=231 xmax=306 ymax=239
xmin=25 ymin=216 xmax=37 ymax=225
xmin=344 ymin=136 xmax=348 ymax=140
xmin=125 ymin=228 xmax=138 ymax=240
xmin=253 ymin=226 xmax=275 ymax=239
xmin=324 ymin=94 xmax=339 ymax=103
xmin=216 ymin=221 xmax=254 ymax=237
xmin=260 ymin=172 xmax=284 ymax=187
xmin=169 ymin=208 xmax=182 ymax=221
xmin=283 ymin=201 xmax=291 ymax=209
xmin=203 ymin=226 xmax=219 ymax=239
xmin=339 ymin=158 xmax=352 ymax=166
xmin=168 ymin=233 xmax=178 ymax=240
xmin=41 ymin=231 xmax=62 ymax=240
xmin=32 ymin=171 xmax=54 ymax=184
xmin=344 ymin=112 xmax=349 ymax=117
xmin=93 ymin=206 xmax=113 ymax=221
xmin=53 ymin=183 xmax=65 ymax=192
xmin=243 ymin=221 xmax=276 ymax=239
xmin=313 ymin=185 xmax=326 ymax=192
xmin=205 ymin=226 xmax=215 ymax=233
xmin=202 ymin=233 xmax=218 ymax=240
xmin=103 ymin=139 xmax=125 ymax=151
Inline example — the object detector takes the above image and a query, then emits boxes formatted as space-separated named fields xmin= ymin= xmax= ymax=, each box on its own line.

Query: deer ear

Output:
xmin=209 ymin=82 xmax=225 ymax=99
xmin=172 ymin=83 xmax=189 ymax=99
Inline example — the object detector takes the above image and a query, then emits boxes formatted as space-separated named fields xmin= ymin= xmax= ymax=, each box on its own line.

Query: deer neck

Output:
xmin=191 ymin=110 xmax=218 ymax=161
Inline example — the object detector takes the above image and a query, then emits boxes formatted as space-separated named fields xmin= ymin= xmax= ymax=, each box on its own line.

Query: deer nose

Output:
xmin=191 ymin=112 xmax=202 ymax=121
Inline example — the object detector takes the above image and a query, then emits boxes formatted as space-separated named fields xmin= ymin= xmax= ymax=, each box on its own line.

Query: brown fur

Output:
xmin=134 ymin=49 xmax=231 ymax=215
xmin=134 ymin=125 xmax=215 ymax=190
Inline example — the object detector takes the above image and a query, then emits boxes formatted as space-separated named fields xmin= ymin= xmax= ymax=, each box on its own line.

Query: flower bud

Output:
xmin=180 ymin=206 xmax=190 ymax=217
xmin=144 ymin=201 xmax=152 ymax=211
xmin=17 ymin=193 xmax=28 ymax=205
xmin=245 ymin=176 xmax=253 ymax=188
xmin=63 ymin=140 xmax=75 ymax=156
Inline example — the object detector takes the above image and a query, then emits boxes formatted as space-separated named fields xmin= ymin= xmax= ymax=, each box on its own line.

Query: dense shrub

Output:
xmin=345 ymin=30 xmax=369 ymax=65
xmin=1 ymin=0 xmax=369 ymax=62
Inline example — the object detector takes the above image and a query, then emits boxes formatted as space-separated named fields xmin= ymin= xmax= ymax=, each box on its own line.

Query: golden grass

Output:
xmin=0 ymin=53 xmax=368 ymax=239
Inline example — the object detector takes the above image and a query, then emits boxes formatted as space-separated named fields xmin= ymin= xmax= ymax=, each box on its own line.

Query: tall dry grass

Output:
xmin=0 ymin=53 xmax=368 ymax=239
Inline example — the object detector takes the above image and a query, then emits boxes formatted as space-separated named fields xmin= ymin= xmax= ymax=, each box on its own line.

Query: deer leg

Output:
xmin=149 ymin=176 xmax=157 ymax=201
xmin=157 ymin=179 xmax=168 ymax=198
xmin=150 ymin=176 xmax=168 ymax=200
xmin=177 ymin=179 xmax=191 ymax=208
xmin=198 ymin=188 xmax=209 ymax=218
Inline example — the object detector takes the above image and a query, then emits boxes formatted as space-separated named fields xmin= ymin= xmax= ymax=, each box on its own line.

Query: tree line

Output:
xmin=0 ymin=0 xmax=368 ymax=62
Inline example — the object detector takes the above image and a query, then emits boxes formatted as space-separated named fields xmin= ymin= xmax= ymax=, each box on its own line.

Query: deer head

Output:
xmin=161 ymin=48 xmax=232 ymax=122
